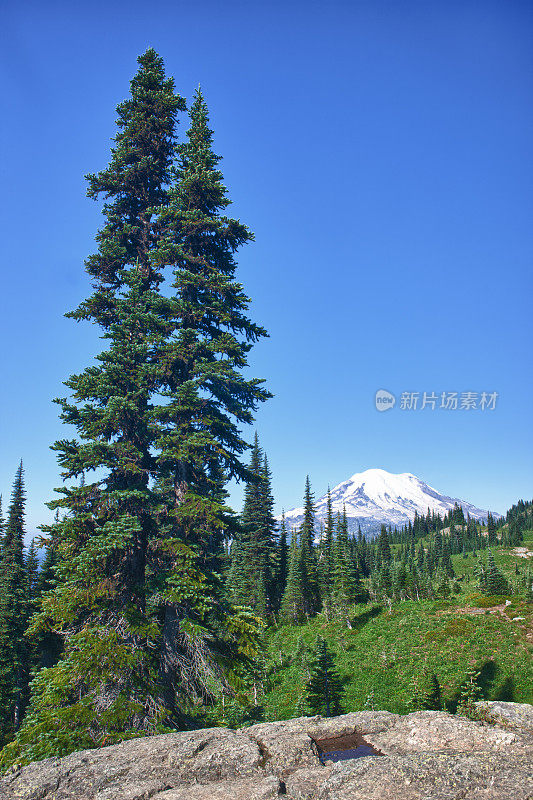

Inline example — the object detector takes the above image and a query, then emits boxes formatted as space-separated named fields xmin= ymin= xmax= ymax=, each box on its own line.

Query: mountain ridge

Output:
xmin=281 ymin=468 xmax=500 ymax=536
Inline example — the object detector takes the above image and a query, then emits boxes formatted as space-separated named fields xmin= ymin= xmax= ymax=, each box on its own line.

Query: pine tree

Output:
xmin=439 ymin=535 xmax=455 ymax=577
xmin=482 ymin=551 xmax=508 ymax=596
xmin=376 ymin=524 xmax=391 ymax=564
xmin=261 ymin=454 xmax=278 ymax=610
xmin=271 ymin=513 xmax=288 ymax=613
xmin=0 ymin=496 xmax=4 ymax=552
xmin=306 ymin=638 xmax=344 ymax=716
xmin=435 ymin=570 xmax=451 ymax=597
xmin=378 ymin=563 xmax=393 ymax=599
xmin=227 ymin=437 xmax=276 ymax=617
xmin=35 ymin=538 xmax=58 ymax=598
xmin=299 ymin=477 xmax=319 ymax=616
xmin=0 ymin=463 xmax=29 ymax=743
xmin=331 ymin=509 xmax=367 ymax=615
xmin=233 ymin=434 xmax=265 ymax=611
xmin=226 ymin=516 xmax=252 ymax=605
xmin=410 ymin=672 xmax=442 ymax=710
xmin=141 ymin=84 xmax=270 ymax=718
xmin=280 ymin=529 xmax=306 ymax=623
xmin=487 ymin=513 xmax=497 ymax=546
xmin=2 ymin=55 xmax=268 ymax=767
xmin=33 ymin=539 xmax=62 ymax=670
xmin=25 ymin=540 xmax=39 ymax=604
xmin=0 ymin=53 xmax=185 ymax=764
xmin=318 ymin=489 xmax=335 ymax=616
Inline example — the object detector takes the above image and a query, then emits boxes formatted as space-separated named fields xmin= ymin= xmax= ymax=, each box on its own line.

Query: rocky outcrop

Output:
xmin=1 ymin=706 xmax=532 ymax=800
xmin=475 ymin=700 xmax=533 ymax=731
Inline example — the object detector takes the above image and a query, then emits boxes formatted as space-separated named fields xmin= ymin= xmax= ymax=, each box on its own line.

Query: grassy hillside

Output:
xmin=260 ymin=532 xmax=533 ymax=721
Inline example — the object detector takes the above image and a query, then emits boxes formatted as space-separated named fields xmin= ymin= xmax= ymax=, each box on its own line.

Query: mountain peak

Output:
xmin=282 ymin=468 xmax=499 ymax=536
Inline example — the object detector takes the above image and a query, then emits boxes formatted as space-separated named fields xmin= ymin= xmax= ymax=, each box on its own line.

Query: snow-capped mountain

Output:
xmin=281 ymin=468 xmax=500 ymax=537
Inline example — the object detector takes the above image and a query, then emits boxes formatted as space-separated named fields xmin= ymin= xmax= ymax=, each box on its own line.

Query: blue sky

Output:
xmin=1 ymin=0 xmax=532 ymax=536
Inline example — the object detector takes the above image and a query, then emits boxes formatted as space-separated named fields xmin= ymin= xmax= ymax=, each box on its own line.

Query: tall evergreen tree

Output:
xmin=0 ymin=463 xmax=29 ymax=743
xmin=271 ymin=513 xmax=289 ymax=613
xmin=0 ymin=495 xmax=4 ymax=551
xmin=318 ymin=489 xmax=334 ymax=615
xmin=299 ymin=477 xmax=319 ymax=616
xmin=261 ymin=454 xmax=278 ymax=607
xmin=2 ymin=53 xmax=186 ymax=764
xmin=2 ymin=56 xmax=268 ymax=768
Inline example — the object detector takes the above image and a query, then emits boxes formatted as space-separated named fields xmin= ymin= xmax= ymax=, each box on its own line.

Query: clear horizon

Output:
xmin=1 ymin=0 xmax=532 ymax=537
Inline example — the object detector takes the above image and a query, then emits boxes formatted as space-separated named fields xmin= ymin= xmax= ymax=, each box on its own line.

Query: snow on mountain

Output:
xmin=281 ymin=468 xmax=500 ymax=537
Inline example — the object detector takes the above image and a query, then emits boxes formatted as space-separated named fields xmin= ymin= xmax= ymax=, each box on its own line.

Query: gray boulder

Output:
xmin=1 ymin=706 xmax=531 ymax=800
xmin=475 ymin=700 xmax=533 ymax=731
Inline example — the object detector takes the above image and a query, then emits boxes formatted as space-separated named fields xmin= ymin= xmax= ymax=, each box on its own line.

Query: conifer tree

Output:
xmin=2 ymin=55 xmax=268 ymax=767
xmin=487 ymin=513 xmax=497 ymax=546
xmin=271 ymin=513 xmax=288 ymax=613
xmin=331 ymin=509 xmax=367 ymax=615
xmin=482 ymin=551 xmax=508 ymax=596
xmin=227 ymin=437 xmax=276 ymax=616
xmin=0 ymin=463 xmax=29 ymax=742
xmin=33 ymin=540 xmax=62 ymax=670
xmin=318 ymin=490 xmax=334 ymax=615
xmin=439 ymin=535 xmax=455 ymax=577
xmin=378 ymin=563 xmax=393 ymax=600
xmin=25 ymin=540 xmax=39 ymax=604
xmin=280 ymin=529 xmax=306 ymax=623
xmin=226 ymin=521 xmax=251 ymax=605
xmin=410 ymin=673 xmax=442 ymax=710
xmin=143 ymin=84 xmax=270 ymax=716
xmin=0 ymin=496 xmax=4 ymax=551
xmin=392 ymin=559 xmax=408 ymax=600
xmin=306 ymin=638 xmax=344 ymax=716
xmin=299 ymin=477 xmax=319 ymax=616
xmin=376 ymin=524 xmax=391 ymax=564
xmin=435 ymin=570 xmax=451 ymax=598
xmin=3 ymin=53 xmax=187 ymax=763
xmin=234 ymin=434 xmax=266 ymax=612
xmin=35 ymin=539 xmax=58 ymax=598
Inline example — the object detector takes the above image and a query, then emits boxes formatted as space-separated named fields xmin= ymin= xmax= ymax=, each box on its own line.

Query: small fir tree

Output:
xmin=376 ymin=525 xmax=391 ymax=564
xmin=280 ymin=530 xmax=306 ymax=623
xmin=487 ymin=513 xmax=497 ymax=546
xmin=306 ymin=638 xmax=344 ymax=717
xmin=481 ymin=552 xmax=508 ymax=595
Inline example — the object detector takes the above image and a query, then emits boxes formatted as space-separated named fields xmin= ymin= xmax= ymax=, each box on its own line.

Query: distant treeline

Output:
xmin=223 ymin=439 xmax=531 ymax=621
